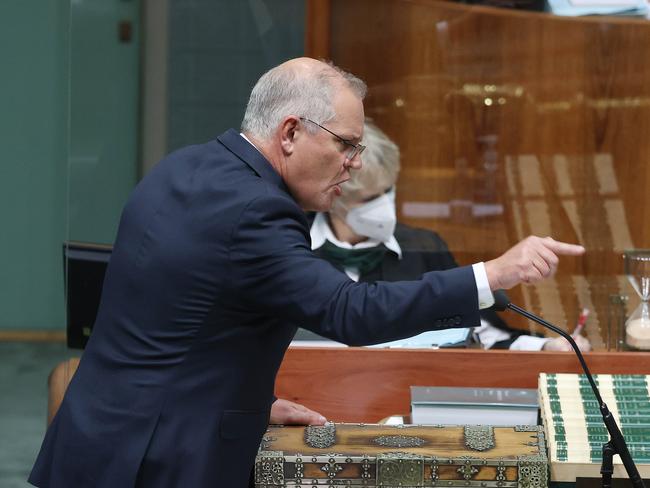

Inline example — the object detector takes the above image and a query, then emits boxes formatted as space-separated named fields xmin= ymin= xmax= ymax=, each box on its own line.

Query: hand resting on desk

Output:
xmin=270 ymin=398 xmax=327 ymax=425
xmin=543 ymin=334 xmax=591 ymax=352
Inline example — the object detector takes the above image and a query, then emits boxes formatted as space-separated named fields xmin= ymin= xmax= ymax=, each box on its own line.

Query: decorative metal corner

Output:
xmin=517 ymin=456 xmax=548 ymax=488
xmin=464 ymin=425 xmax=495 ymax=451
xmin=259 ymin=435 xmax=277 ymax=451
xmin=377 ymin=452 xmax=424 ymax=486
xmin=514 ymin=425 xmax=541 ymax=432
xmin=304 ymin=422 xmax=336 ymax=449
xmin=255 ymin=450 xmax=285 ymax=486
xmin=320 ymin=457 xmax=344 ymax=479
xmin=373 ymin=434 xmax=427 ymax=448
xmin=457 ymin=459 xmax=480 ymax=480
xmin=517 ymin=426 xmax=548 ymax=488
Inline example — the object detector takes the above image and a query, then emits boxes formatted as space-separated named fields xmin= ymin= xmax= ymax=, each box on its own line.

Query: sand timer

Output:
xmin=624 ymin=250 xmax=650 ymax=350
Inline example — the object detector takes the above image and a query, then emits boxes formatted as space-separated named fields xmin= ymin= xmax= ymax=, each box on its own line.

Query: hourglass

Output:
xmin=624 ymin=249 xmax=650 ymax=350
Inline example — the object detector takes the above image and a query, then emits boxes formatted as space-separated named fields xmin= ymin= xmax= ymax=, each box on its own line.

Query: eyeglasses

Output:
xmin=300 ymin=117 xmax=366 ymax=161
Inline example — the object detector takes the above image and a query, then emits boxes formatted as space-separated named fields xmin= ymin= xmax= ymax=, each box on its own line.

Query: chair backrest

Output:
xmin=47 ymin=357 xmax=80 ymax=425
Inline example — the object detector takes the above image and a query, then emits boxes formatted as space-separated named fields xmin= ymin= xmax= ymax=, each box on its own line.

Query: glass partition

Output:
xmin=64 ymin=0 xmax=305 ymax=346
xmin=62 ymin=0 xmax=650 ymax=351
xmin=319 ymin=0 xmax=650 ymax=348
xmin=0 ymin=1 xmax=70 ymax=333
xmin=67 ymin=0 xmax=140 ymax=245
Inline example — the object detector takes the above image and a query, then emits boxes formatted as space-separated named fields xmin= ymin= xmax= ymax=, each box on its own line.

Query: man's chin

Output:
xmin=321 ymin=191 xmax=341 ymax=212
xmin=298 ymin=188 xmax=340 ymax=212
xmin=311 ymin=200 xmax=334 ymax=213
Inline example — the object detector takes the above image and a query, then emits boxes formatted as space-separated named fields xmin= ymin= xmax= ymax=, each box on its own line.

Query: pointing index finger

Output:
xmin=545 ymin=238 xmax=585 ymax=256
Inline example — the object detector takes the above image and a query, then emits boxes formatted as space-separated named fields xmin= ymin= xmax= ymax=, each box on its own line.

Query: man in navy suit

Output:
xmin=30 ymin=57 xmax=584 ymax=487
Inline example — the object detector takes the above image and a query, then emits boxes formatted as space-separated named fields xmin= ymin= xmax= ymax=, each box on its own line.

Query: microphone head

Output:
xmin=491 ymin=289 xmax=510 ymax=311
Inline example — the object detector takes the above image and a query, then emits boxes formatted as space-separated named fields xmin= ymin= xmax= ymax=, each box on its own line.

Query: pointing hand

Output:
xmin=485 ymin=236 xmax=584 ymax=290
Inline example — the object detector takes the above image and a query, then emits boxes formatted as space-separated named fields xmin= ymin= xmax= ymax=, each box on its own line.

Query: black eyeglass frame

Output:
xmin=300 ymin=117 xmax=366 ymax=161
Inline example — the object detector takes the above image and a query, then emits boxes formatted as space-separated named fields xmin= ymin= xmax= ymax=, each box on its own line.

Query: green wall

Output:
xmin=68 ymin=0 xmax=140 ymax=245
xmin=0 ymin=0 xmax=140 ymax=331
xmin=0 ymin=1 xmax=70 ymax=330
xmin=167 ymin=0 xmax=306 ymax=150
xmin=0 ymin=0 xmax=304 ymax=331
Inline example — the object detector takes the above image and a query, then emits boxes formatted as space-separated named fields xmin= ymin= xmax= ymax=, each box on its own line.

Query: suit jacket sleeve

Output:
xmin=414 ymin=228 xmax=533 ymax=348
xmin=225 ymin=194 xmax=481 ymax=346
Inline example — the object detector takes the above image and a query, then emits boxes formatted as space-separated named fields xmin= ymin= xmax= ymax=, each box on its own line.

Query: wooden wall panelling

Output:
xmin=304 ymin=0 xmax=330 ymax=59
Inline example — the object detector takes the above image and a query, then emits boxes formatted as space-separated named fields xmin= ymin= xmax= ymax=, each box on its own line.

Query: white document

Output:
xmin=366 ymin=328 xmax=471 ymax=349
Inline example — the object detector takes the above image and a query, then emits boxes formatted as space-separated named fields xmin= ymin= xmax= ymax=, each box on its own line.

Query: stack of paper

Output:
xmin=366 ymin=328 xmax=471 ymax=349
xmin=410 ymin=386 xmax=539 ymax=426
xmin=539 ymin=372 xmax=650 ymax=481
xmin=546 ymin=0 xmax=648 ymax=16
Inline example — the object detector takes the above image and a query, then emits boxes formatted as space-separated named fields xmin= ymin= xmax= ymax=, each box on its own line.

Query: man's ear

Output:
xmin=279 ymin=116 xmax=301 ymax=156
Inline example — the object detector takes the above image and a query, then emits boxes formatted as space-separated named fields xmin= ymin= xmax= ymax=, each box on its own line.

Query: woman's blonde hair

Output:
xmin=340 ymin=119 xmax=400 ymax=202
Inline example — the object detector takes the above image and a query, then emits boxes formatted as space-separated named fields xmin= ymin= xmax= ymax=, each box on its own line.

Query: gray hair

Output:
xmin=340 ymin=119 xmax=401 ymax=200
xmin=241 ymin=60 xmax=367 ymax=140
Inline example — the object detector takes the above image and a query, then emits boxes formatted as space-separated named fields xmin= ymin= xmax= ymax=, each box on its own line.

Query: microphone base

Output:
xmin=601 ymin=441 xmax=615 ymax=488
xmin=577 ymin=478 xmax=650 ymax=488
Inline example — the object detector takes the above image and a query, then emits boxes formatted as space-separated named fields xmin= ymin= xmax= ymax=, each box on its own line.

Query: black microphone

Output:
xmin=491 ymin=290 xmax=646 ymax=488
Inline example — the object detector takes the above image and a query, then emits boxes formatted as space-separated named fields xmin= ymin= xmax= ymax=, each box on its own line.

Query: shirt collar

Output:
xmin=310 ymin=212 xmax=402 ymax=258
xmin=240 ymin=132 xmax=256 ymax=148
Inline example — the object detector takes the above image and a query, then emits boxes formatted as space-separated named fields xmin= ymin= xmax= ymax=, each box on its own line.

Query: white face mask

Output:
xmin=344 ymin=188 xmax=397 ymax=242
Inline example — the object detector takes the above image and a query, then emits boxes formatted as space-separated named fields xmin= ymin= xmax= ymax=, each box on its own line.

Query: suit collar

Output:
xmin=217 ymin=129 xmax=288 ymax=193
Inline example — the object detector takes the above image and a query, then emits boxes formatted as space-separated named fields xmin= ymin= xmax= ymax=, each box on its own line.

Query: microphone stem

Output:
xmin=507 ymin=302 xmax=603 ymax=405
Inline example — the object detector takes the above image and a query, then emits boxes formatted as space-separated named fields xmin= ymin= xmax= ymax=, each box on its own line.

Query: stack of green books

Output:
xmin=539 ymin=372 xmax=650 ymax=481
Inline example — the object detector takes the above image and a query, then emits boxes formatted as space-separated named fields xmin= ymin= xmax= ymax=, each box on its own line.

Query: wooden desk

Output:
xmin=276 ymin=346 xmax=650 ymax=422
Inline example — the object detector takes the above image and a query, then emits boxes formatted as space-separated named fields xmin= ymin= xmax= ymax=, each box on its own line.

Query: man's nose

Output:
xmin=345 ymin=155 xmax=362 ymax=170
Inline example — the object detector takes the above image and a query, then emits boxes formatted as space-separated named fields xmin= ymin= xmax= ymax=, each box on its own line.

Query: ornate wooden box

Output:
xmin=255 ymin=423 xmax=548 ymax=487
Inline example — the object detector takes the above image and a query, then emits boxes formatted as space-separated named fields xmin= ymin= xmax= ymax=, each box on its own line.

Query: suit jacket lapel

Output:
xmin=217 ymin=129 xmax=289 ymax=193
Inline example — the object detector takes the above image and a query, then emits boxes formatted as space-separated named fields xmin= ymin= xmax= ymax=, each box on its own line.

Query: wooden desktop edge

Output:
xmin=275 ymin=347 xmax=650 ymax=423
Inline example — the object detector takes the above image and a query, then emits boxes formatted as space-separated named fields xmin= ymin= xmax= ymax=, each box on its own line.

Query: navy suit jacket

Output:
xmin=30 ymin=130 xmax=480 ymax=487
